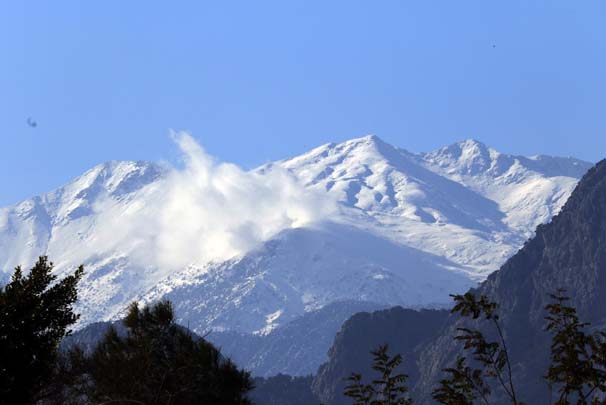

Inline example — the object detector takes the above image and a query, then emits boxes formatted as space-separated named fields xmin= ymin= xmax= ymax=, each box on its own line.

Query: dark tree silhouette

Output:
xmin=0 ymin=256 xmax=83 ymax=404
xmin=432 ymin=293 xmax=521 ymax=405
xmin=69 ymin=300 xmax=253 ymax=404
xmin=544 ymin=289 xmax=606 ymax=404
xmin=432 ymin=356 xmax=490 ymax=405
xmin=344 ymin=344 xmax=412 ymax=405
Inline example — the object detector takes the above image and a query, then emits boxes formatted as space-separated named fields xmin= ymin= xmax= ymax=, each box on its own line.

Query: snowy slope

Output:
xmin=270 ymin=136 xmax=589 ymax=276
xmin=421 ymin=139 xmax=588 ymax=235
xmin=141 ymin=223 xmax=473 ymax=335
xmin=0 ymin=136 xmax=592 ymax=337
xmin=0 ymin=161 xmax=168 ymax=322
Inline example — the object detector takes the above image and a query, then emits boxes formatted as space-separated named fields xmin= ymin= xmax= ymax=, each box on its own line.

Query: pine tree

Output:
xmin=76 ymin=300 xmax=253 ymax=404
xmin=0 ymin=256 xmax=83 ymax=404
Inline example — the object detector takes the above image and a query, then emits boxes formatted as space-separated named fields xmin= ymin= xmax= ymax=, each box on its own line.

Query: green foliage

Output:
xmin=344 ymin=344 xmax=412 ymax=405
xmin=0 ymin=256 xmax=83 ymax=404
xmin=432 ymin=293 xmax=522 ymax=405
xmin=432 ymin=357 xmax=489 ymax=405
xmin=67 ymin=300 xmax=253 ymax=404
xmin=544 ymin=289 xmax=606 ymax=404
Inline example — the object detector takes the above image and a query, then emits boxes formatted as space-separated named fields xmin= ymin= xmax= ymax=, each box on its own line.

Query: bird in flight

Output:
xmin=27 ymin=117 xmax=37 ymax=128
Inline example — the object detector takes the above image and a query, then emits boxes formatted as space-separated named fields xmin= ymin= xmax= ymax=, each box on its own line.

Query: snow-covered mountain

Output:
xmin=0 ymin=136 xmax=591 ymax=343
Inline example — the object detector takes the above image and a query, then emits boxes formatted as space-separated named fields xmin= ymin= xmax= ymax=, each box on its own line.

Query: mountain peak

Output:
xmin=422 ymin=138 xmax=497 ymax=177
xmin=350 ymin=133 xmax=382 ymax=143
xmin=458 ymin=138 xmax=489 ymax=147
xmin=454 ymin=138 xmax=493 ymax=156
xmin=444 ymin=138 xmax=493 ymax=157
xmin=359 ymin=133 xmax=380 ymax=142
xmin=56 ymin=160 xmax=164 ymax=200
xmin=280 ymin=134 xmax=396 ymax=175
xmin=339 ymin=134 xmax=391 ymax=151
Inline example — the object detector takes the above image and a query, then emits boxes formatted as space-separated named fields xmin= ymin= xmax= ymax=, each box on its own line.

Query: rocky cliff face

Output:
xmin=312 ymin=307 xmax=450 ymax=405
xmin=417 ymin=159 xmax=606 ymax=404
xmin=314 ymin=160 xmax=606 ymax=404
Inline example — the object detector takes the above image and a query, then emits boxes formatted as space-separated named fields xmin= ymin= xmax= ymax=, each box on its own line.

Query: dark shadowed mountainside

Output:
xmin=416 ymin=159 xmax=606 ymax=403
xmin=250 ymin=375 xmax=319 ymax=405
xmin=312 ymin=307 xmax=450 ymax=405
xmin=313 ymin=160 xmax=606 ymax=405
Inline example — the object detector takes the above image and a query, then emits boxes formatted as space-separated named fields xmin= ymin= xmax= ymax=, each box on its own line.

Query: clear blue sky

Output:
xmin=1 ymin=1 xmax=605 ymax=206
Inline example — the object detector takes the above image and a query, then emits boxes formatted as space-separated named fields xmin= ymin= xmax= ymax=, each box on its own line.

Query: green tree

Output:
xmin=432 ymin=357 xmax=490 ymax=405
xmin=77 ymin=300 xmax=253 ymax=404
xmin=544 ymin=289 xmax=606 ymax=404
xmin=432 ymin=293 xmax=521 ymax=405
xmin=344 ymin=344 xmax=412 ymax=405
xmin=0 ymin=256 xmax=83 ymax=404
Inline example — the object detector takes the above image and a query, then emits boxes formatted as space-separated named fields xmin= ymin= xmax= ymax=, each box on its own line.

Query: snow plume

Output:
xmin=92 ymin=132 xmax=336 ymax=270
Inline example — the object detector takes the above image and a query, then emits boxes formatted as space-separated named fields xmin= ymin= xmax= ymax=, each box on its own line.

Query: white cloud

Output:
xmin=91 ymin=132 xmax=336 ymax=270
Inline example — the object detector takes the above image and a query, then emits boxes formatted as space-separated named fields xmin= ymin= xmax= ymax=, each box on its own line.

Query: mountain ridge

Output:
xmin=0 ymin=136 xmax=594 ymax=376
